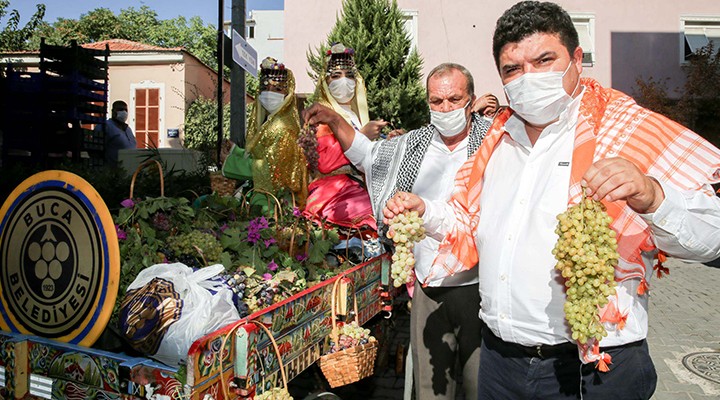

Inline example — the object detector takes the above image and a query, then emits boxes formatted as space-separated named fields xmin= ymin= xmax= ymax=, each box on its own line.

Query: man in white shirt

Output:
xmin=383 ymin=1 xmax=720 ymax=399
xmin=304 ymin=63 xmax=497 ymax=400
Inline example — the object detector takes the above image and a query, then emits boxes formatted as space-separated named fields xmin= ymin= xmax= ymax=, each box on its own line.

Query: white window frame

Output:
xmin=130 ymin=81 xmax=166 ymax=148
xmin=571 ymin=13 xmax=595 ymax=67
xmin=401 ymin=9 xmax=419 ymax=54
xmin=680 ymin=15 xmax=720 ymax=64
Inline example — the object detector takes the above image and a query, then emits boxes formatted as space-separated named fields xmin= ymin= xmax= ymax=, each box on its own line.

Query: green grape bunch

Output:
xmin=552 ymin=197 xmax=619 ymax=345
xmin=255 ymin=387 xmax=293 ymax=400
xmin=166 ymin=230 xmax=224 ymax=266
xmin=327 ymin=321 xmax=376 ymax=353
xmin=387 ymin=211 xmax=426 ymax=287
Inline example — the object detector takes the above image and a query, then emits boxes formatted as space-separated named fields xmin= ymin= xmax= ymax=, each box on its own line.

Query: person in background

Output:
xmin=99 ymin=100 xmax=136 ymax=165
xmin=383 ymin=1 xmax=720 ymax=399
xmin=303 ymin=62 xmax=499 ymax=400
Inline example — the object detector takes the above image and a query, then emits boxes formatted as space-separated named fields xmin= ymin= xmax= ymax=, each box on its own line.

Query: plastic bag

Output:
xmin=119 ymin=263 xmax=240 ymax=366
xmin=221 ymin=143 xmax=253 ymax=180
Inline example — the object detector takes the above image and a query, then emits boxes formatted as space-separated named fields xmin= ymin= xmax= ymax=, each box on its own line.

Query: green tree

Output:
xmin=307 ymin=0 xmax=427 ymax=130
xmin=634 ymin=42 xmax=720 ymax=148
xmin=676 ymin=42 xmax=720 ymax=146
xmin=30 ymin=18 xmax=84 ymax=47
xmin=148 ymin=15 xmax=218 ymax=71
xmin=0 ymin=0 xmax=46 ymax=51
xmin=184 ymin=96 xmax=231 ymax=162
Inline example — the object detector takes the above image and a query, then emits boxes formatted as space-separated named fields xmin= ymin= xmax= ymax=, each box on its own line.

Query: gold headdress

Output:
xmin=259 ymin=57 xmax=289 ymax=92
xmin=246 ymin=61 xmax=307 ymax=204
xmin=325 ymin=43 xmax=356 ymax=76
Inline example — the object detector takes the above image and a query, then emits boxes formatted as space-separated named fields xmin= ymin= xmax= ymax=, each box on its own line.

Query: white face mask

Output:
xmin=258 ymin=91 xmax=285 ymax=114
xmin=503 ymin=61 xmax=578 ymax=126
xmin=115 ymin=110 xmax=128 ymax=123
xmin=430 ymin=101 xmax=471 ymax=137
xmin=328 ymin=77 xmax=356 ymax=104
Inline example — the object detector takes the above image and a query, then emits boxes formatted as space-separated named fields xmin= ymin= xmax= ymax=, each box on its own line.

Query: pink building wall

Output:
xmin=284 ymin=0 xmax=719 ymax=102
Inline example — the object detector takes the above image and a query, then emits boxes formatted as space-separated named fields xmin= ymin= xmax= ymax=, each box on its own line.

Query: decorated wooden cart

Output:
xmin=0 ymin=170 xmax=395 ymax=399
xmin=0 ymin=256 xmax=389 ymax=399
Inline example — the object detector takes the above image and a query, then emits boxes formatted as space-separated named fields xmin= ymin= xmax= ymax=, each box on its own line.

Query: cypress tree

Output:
xmin=307 ymin=0 xmax=428 ymax=130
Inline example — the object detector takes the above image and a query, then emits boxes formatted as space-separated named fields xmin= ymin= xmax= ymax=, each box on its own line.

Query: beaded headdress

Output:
xmin=259 ymin=57 xmax=288 ymax=91
xmin=325 ymin=42 xmax=356 ymax=75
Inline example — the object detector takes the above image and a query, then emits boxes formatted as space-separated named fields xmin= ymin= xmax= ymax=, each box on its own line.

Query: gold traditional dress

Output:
xmin=245 ymin=69 xmax=308 ymax=205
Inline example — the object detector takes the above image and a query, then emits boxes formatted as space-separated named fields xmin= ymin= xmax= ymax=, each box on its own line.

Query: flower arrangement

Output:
xmin=326 ymin=42 xmax=355 ymax=56
xmin=113 ymin=189 xmax=344 ymax=322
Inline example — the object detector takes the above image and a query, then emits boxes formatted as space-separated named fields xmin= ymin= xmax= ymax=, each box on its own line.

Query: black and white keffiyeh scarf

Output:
xmin=368 ymin=113 xmax=491 ymax=231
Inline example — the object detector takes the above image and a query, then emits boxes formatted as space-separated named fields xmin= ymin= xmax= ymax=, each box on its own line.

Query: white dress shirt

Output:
xmin=423 ymin=90 xmax=720 ymax=346
xmin=345 ymin=129 xmax=478 ymax=287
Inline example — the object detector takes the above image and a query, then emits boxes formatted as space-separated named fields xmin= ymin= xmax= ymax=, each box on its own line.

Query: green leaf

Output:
xmin=309 ymin=241 xmax=332 ymax=264
xmin=219 ymin=252 xmax=233 ymax=271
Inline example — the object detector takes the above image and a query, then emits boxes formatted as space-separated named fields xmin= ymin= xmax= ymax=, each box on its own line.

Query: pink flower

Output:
xmin=267 ymin=260 xmax=278 ymax=271
xmin=262 ymin=273 xmax=272 ymax=281
xmin=115 ymin=225 xmax=127 ymax=241
xmin=264 ymin=238 xmax=276 ymax=248
xmin=220 ymin=223 xmax=229 ymax=233
xmin=120 ymin=198 xmax=135 ymax=208
xmin=293 ymin=207 xmax=302 ymax=217
xmin=295 ymin=253 xmax=308 ymax=262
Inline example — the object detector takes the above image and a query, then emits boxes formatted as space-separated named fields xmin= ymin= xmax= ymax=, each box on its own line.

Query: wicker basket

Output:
xmin=317 ymin=278 xmax=378 ymax=388
xmin=210 ymin=171 xmax=237 ymax=197
xmin=129 ymin=159 xmax=165 ymax=198
xmin=217 ymin=319 xmax=292 ymax=400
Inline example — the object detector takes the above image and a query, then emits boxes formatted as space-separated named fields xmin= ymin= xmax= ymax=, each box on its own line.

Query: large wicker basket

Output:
xmin=129 ymin=159 xmax=165 ymax=198
xmin=317 ymin=277 xmax=378 ymax=388
xmin=218 ymin=319 xmax=293 ymax=399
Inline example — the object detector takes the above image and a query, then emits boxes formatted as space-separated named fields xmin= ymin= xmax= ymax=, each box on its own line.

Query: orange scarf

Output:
xmin=428 ymin=78 xmax=720 ymax=287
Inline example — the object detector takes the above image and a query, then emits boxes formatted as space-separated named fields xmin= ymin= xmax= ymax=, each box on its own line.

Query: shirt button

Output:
xmin=507 ymin=235 xmax=512 ymax=241
xmin=500 ymin=274 xmax=507 ymax=281
xmin=500 ymin=313 xmax=507 ymax=320
xmin=659 ymin=219 xmax=667 ymax=226
xmin=519 ymin=199 xmax=526 ymax=205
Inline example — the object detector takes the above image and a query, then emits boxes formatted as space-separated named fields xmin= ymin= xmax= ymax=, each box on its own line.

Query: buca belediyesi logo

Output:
xmin=1 ymin=184 xmax=102 ymax=338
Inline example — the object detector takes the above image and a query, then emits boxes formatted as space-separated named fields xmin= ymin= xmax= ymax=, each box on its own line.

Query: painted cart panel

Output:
xmin=0 ymin=255 xmax=390 ymax=399
xmin=185 ymin=255 xmax=389 ymax=400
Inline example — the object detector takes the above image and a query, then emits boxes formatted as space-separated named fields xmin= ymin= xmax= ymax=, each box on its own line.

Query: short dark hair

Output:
xmin=492 ymin=1 xmax=579 ymax=69
xmin=426 ymin=63 xmax=475 ymax=98
xmin=112 ymin=100 xmax=127 ymax=111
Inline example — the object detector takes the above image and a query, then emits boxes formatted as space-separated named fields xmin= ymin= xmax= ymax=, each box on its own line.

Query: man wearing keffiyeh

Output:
xmin=383 ymin=1 xmax=720 ymax=399
xmin=304 ymin=63 xmax=499 ymax=400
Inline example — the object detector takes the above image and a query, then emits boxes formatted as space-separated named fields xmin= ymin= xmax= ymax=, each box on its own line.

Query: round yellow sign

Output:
xmin=0 ymin=171 xmax=119 ymax=346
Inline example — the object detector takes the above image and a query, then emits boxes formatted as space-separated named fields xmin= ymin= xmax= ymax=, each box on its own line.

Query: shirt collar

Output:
xmin=431 ymin=126 xmax=469 ymax=153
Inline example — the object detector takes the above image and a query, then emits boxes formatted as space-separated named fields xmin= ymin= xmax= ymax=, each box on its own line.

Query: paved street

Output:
xmin=291 ymin=258 xmax=720 ymax=399
xmin=648 ymin=259 xmax=720 ymax=399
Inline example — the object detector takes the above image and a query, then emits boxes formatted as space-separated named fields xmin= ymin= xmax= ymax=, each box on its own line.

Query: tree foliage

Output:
xmin=8 ymin=4 xmax=220 ymax=72
xmin=184 ymin=96 xmax=230 ymax=159
xmin=307 ymin=0 xmax=428 ymax=130
xmin=0 ymin=0 xmax=46 ymax=51
xmin=634 ymin=42 xmax=720 ymax=148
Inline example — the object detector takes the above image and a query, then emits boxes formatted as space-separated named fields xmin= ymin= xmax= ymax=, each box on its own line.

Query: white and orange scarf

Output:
xmin=427 ymin=78 xmax=720 ymax=367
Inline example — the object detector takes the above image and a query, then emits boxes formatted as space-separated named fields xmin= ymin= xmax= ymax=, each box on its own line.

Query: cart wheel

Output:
xmin=303 ymin=391 xmax=342 ymax=400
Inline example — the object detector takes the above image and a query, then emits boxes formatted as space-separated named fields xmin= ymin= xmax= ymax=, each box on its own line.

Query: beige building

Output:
xmin=283 ymin=0 xmax=720 ymax=100
xmin=1 ymin=39 xmax=232 ymax=149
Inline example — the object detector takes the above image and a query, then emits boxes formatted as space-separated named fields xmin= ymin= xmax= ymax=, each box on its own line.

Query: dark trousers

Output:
xmin=478 ymin=329 xmax=657 ymax=399
xmin=411 ymin=281 xmax=482 ymax=399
